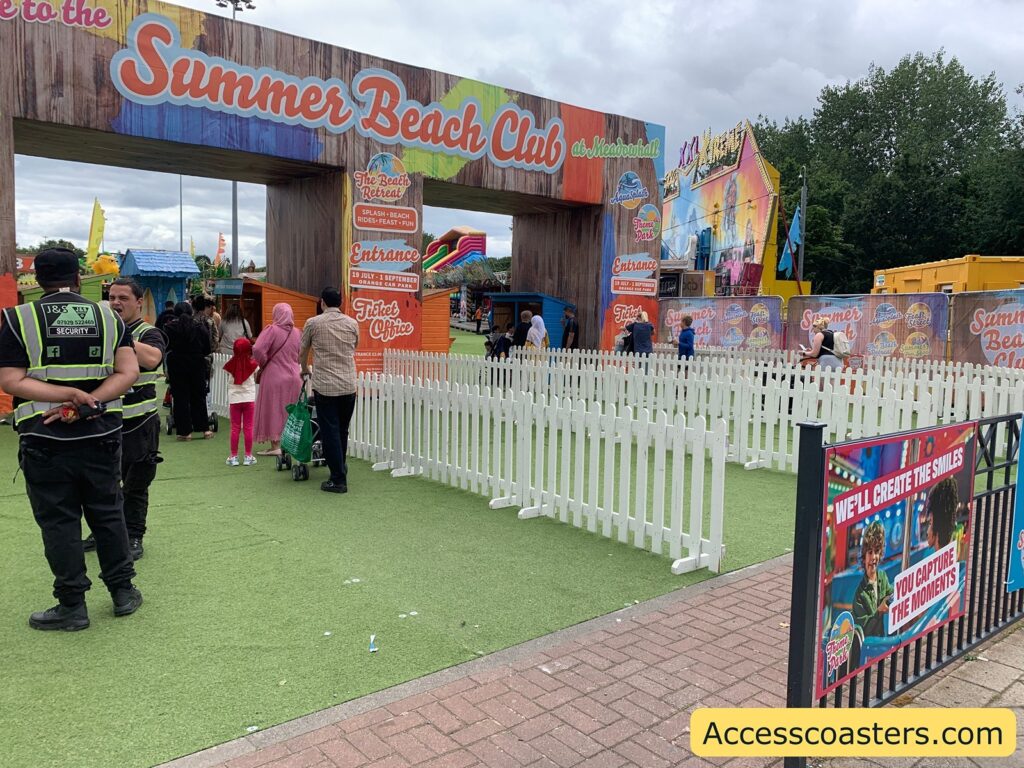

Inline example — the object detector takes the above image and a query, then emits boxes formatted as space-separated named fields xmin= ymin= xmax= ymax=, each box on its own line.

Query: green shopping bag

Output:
xmin=281 ymin=390 xmax=313 ymax=463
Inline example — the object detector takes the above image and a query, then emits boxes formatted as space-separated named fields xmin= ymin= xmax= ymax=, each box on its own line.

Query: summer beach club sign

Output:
xmin=786 ymin=294 xmax=949 ymax=360
xmin=817 ymin=423 xmax=976 ymax=698
xmin=658 ymin=296 xmax=783 ymax=350
xmin=82 ymin=10 xmax=664 ymax=361
xmin=950 ymin=290 xmax=1024 ymax=368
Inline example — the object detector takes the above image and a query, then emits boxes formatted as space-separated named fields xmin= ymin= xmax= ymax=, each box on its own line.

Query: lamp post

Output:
xmin=214 ymin=1 xmax=255 ymax=277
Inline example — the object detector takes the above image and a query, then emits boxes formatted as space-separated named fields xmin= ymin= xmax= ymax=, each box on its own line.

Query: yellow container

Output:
xmin=872 ymin=255 xmax=1024 ymax=294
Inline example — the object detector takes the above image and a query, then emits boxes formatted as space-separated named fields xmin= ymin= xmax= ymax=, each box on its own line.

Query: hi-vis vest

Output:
xmin=122 ymin=320 xmax=162 ymax=422
xmin=8 ymin=295 xmax=123 ymax=439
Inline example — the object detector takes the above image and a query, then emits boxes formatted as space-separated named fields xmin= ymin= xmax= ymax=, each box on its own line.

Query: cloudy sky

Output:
xmin=14 ymin=0 xmax=1023 ymax=265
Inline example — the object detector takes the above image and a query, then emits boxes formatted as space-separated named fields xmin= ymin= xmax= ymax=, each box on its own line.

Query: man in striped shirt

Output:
xmin=299 ymin=288 xmax=359 ymax=494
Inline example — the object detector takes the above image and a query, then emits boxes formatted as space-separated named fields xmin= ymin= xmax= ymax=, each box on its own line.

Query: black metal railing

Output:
xmin=785 ymin=415 xmax=1023 ymax=768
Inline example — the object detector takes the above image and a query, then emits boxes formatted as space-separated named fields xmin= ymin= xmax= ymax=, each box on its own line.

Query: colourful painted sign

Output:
xmin=570 ymin=136 xmax=660 ymax=159
xmin=354 ymin=153 xmax=411 ymax=202
xmin=609 ymin=172 xmax=649 ymax=209
xmin=817 ymin=423 xmax=976 ymax=698
xmin=110 ymin=15 xmax=568 ymax=174
xmin=353 ymin=203 xmax=419 ymax=233
xmin=949 ymin=290 xmax=1024 ymax=368
xmin=658 ymin=296 xmax=783 ymax=350
xmin=610 ymin=253 xmax=658 ymax=296
xmin=632 ymin=204 xmax=661 ymax=243
xmin=787 ymin=294 xmax=949 ymax=360
xmin=662 ymin=122 xmax=778 ymax=279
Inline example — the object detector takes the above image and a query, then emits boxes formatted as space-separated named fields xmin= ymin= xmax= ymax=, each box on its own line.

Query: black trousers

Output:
xmin=314 ymin=391 xmax=356 ymax=486
xmin=122 ymin=415 xmax=161 ymax=539
xmin=20 ymin=436 xmax=135 ymax=606
xmin=168 ymin=354 xmax=210 ymax=435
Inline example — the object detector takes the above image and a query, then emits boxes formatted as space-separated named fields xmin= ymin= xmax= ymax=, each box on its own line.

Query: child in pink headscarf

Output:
xmin=252 ymin=303 xmax=303 ymax=455
xmin=223 ymin=337 xmax=259 ymax=466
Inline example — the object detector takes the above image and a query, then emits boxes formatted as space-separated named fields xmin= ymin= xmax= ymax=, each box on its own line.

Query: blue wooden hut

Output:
xmin=485 ymin=291 xmax=574 ymax=348
xmin=120 ymin=250 xmax=200 ymax=323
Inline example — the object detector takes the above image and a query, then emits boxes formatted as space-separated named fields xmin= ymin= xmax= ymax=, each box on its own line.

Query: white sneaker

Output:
xmin=243 ymin=455 xmax=257 ymax=466
xmin=226 ymin=456 xmax=239 ymax=467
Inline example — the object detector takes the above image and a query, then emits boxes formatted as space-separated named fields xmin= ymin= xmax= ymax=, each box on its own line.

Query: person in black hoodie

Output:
xmin=164 ymin=302 xmax=212 ymax=440
xmin=512 ymin=310 xmax=532 ymax=347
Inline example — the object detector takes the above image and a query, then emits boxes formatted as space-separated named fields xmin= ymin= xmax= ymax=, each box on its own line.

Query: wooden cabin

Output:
xmin=213 ymin=277 xmax=319 ymax=336
xmin=422 ymin=288 xmax=455 ymax=353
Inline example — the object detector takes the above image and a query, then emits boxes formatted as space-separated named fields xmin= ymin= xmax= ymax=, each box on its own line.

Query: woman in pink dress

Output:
xmin=253 ymin=303 xmax=303 ymax=456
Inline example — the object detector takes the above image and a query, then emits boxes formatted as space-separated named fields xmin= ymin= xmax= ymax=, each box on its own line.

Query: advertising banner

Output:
xmin=816 ymin=423 xmax=977 ymax=699
xmin=949 ymin=290 xmax=1024 ymax=368
xmin=658 ymin=296 xmax=783 ymax=350
xmin=1008 ymin=420 xmax=1024 ymax=593
xmin=787 ymin=294 xmax=949 ymax=360
xmin=347 ymin=152 xmax=422 ymax=373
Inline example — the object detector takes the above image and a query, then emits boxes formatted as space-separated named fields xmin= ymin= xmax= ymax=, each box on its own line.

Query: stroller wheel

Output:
xmin=209 ymin=413 xmax=219 ymax=433
xmin=276 ymin=454 xmax=285 ymax=471
xmin=166 ymin=416 xmax=174 ymax=436
xmin=283 ymin=454 xmax=292 ymax=470
xmin=292 ymin=463 xmax=308 ymax=481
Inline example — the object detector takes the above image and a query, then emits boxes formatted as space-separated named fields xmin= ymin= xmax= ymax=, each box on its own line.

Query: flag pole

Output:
xmin=797 ymin=166 xmax=807 ymax=283
xmin=778 ymin=197 xmax=803 ymax=296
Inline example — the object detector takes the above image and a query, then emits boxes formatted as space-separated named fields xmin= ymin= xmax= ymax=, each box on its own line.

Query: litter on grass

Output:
xmin=369 ymin=634 xmax=378 ymax=653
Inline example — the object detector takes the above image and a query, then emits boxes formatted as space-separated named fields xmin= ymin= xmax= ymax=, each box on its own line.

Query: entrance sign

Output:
xmin=0 ymin=1 xmax=665 ymax=363
xmin=816 ymin=423 xmax=977 ymax=698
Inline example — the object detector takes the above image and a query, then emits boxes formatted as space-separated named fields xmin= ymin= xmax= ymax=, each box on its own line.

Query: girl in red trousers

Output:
xmin=223 ymin=337 xmax=259 ymax=466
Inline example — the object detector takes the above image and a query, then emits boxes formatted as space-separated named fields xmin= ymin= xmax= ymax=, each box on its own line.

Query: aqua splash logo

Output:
xmin=610 ymin=172 xmax=649 ymax=209
xmin=824 ymin=611 xmax=856 ymax=683
xmin=354 ymin=153 xmax=411 ymax=202
xmin=867 ymin=331 xmax=898 ymax=356
xmin=723 ymin=303 xmax=748 ymax=325
xmin=632 ymin=204 xmax=661 ymax=242
xmin=900 ymin=331 xmax=931 ymax=358
xmin=748 ymin=302 xmax=770 ymax=326
xmin=872 ymin=302 xmax=903 ymax=329
xmin=905 ymin=302 xmax=932 ymax=330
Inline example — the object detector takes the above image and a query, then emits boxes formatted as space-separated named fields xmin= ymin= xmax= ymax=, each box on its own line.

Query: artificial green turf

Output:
xmin=0 ymin=419 xmax=794 ymax=768
xmin=449 ymin=327 xmax=489 ymax=356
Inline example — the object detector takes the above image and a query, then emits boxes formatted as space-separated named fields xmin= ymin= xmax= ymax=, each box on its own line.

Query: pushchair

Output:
xmin=275 ymin=400 xmax=325 ymax=481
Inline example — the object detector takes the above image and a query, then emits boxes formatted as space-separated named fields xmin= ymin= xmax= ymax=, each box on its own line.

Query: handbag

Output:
xmin=254 ymin=331 xmax=286 ymax=385
xmin=280 ymin=389 xmax=314 ymax=463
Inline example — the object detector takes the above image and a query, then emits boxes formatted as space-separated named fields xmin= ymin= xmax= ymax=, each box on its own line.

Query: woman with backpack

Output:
xmin=803 ymin=317 xmax=843 ymax=371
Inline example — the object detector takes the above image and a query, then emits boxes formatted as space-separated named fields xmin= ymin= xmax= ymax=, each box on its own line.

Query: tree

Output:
xmin=755 ymin=51 xmax=1020 ymax=293
xmin=32 ymin=238 xmax=85 ymax=257
xmin=421 ymin=232 xmax=436 ymax=253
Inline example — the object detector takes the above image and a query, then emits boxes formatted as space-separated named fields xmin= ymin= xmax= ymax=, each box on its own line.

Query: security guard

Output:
xmin=83 ymin=278 xmax=165 ymax=560
xmin=0 ymin=248 xmax=142 ymax=631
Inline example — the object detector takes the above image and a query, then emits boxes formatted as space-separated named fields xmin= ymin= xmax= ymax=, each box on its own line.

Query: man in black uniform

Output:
xmin=83 ymin=278 xmax=165 ymax=560
xmin=0 ymin=249 xmax=142 ymax=631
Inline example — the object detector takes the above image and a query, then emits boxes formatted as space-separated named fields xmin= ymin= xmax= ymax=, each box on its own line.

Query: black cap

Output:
xmin=35 ymin=248 xmax=81 ymax=286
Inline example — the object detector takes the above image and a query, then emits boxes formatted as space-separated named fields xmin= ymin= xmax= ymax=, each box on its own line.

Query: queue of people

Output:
xmin=1 ymin=258 xmax=361 ymax=632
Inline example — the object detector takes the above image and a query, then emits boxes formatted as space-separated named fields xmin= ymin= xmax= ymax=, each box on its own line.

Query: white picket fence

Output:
xmin=383 ymin=350 xmax=1024 ymax=473
xmin=349 ymin=374 xmax=728 ymax=574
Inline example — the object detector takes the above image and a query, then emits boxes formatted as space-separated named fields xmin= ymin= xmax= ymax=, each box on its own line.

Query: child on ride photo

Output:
xmin=223 ymin=338 xmax=259 ymax=467
xmin=853 ymin=521 xmax=893 ymax=637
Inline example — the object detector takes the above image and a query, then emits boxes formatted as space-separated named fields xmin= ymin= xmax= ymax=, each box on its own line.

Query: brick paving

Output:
xmin=162 ymin=556 xmax=792 ymax=768
xmin=160 ymin=555 xmax=1024 ymax=768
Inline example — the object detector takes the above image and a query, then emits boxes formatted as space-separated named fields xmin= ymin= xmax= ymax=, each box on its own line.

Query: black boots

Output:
xmin=112 ymin=587 xmax=143 ymax=617
xmin=29 ymin=603 xmax=90 ymax=631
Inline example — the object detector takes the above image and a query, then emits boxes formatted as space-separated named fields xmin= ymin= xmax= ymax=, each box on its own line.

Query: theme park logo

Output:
xmin=866 ymin=331 xmax=898 ymax=357
xmin=723 ymin=303 xmax=748 ymax=325
xmin=351 ymin=298 xmax=415 ymax=343
xmin=749 ymin=302 xmax=770 ymax=326
xmin=969 ymin=304 xmax=1024 ymax=367
xmin=679 ymin=122 xmax=744 ymax=182
xmin=632 ymin=204 xmax=662 ymax=242
xmin=900 ymin=332 xmax=931 ymax=358
xmin=611 ymin=254 xmax=658 ymax=277
xmin=871 ymin=303 xmax=903 ymax=329
xmin=109 ymin=15 xmax=567 ymax=174
xmin=570 ymin=136 xmax=661 ymax=159
xmin=824 ymin=611 xmax=856 ymax=683
xmin=609 ymin=172 xmax=649 ymax=209
xmin=349 ymin=241 xmax=421 ymax=268
xmin=0 ymin=0 xmax=112 ymax=28
xmin=354 ymin=153 xmax=411 ymax=202
xmin=905 ymin=302 xmax=932 ymax=329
